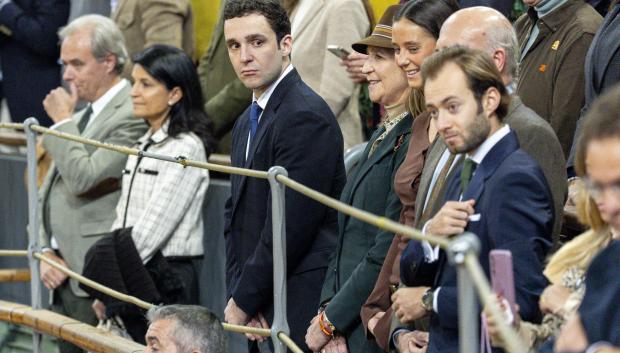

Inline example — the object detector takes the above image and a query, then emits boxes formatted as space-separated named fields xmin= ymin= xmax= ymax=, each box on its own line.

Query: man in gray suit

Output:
xmin=389 ymin=7 xmax=567 ymax=352
xmin=38 ymin=14 xmax=147 ymax=353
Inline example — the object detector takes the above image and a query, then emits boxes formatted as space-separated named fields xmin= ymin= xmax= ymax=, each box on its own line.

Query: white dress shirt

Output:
xmin=245 ymin=64 xmax=294 ymax=159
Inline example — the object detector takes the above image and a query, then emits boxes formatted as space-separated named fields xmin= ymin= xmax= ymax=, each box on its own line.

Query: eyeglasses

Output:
xmin=583 ymin=177 xmax=620 ymax=201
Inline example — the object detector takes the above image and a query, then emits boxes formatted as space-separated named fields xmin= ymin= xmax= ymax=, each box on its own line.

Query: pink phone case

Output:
xmin=490 ymin=249 xmax=516 ymax=315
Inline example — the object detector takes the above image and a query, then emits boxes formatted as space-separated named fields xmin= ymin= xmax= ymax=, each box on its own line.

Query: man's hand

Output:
xmin=92 ymin=299 xmax=106 ymax=321
xmin=340 ymin=52 xmax=368 ymax=84
xmin=43 ymin=83 xmax=78 ymax=123
xmin=539 ymin=283 xmax=571 ymax=315
xmin=245 ymin=312 xmax=269 ymax=342
xmin=323 ymin=335 xmax=348 ymax=353
xmin=224 ymin=298 xmax=249 ymax=326
xmin=39 ymin=251 xmax=69 ymax=290
xmin=367 ymin=310 xmax=385 ymax=336
xmin=554 ymin=313 xmax=588 ymax=352
xmin=305 ymin=314 xmax=331 ymax=352
xmin=395 ymin=330 xmax=429 ymax=353
xmin=391 ymin=287 xmax=430 ymax=323
xmin=427 ymin=200 xmax=476 ymax=237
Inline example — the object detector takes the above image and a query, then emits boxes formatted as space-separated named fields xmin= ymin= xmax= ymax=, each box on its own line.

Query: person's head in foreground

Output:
xmin=144 ymin=305 xmax=227 ymax=353
xmin=575 ymin=83 xmax=620 ymax=235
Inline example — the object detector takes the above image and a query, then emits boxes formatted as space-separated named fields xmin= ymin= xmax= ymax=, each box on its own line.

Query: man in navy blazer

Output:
xmin=393 ymin=46 xmax=553 ymax=353
xmin=222 ymin=0 xmax=345 ymax=351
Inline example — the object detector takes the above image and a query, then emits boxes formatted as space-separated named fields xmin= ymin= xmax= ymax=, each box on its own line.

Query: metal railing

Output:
xmin=0 ymin=119 xmax=526 ymax=353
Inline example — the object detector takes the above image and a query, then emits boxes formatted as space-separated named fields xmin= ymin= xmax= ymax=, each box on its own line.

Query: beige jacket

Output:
xmin=113 ymin=0 xmax=195 ymax=76
xmin=290 ymin=0 xmax=370 ymax=150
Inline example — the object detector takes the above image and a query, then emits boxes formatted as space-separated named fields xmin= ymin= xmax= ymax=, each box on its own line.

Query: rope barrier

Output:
xmin=0 ymin=122 xmax=523 ymax=352
xmin=0 ymin=250 xmax=28 ymax=257
xmin=276 ymin=175 xmax=451 ymax=249
xmin=463 ymin=253 xmax=526 ymax=353
xmin=27 ymin=124 xmax=268 ymax=179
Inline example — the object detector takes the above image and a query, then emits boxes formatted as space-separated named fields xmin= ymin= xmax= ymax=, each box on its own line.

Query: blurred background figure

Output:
xmin=0 ymin=0 xmax=70 ymax=127
xmin=197 ymin=1 xmax=251 ymax=154
xmin=284 ymin=0 xmax=374 ymax=151
xmin=112 ymin=0 xmax=195 ymax=78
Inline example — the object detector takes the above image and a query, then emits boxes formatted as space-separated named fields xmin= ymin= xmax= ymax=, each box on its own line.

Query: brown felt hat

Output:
xmin=352 ymin=5 xmax=401 ymax=54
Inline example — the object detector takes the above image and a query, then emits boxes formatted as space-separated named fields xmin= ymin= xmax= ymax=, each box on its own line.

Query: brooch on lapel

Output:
xmin=394 ymin=134 xmax=406 ymax=152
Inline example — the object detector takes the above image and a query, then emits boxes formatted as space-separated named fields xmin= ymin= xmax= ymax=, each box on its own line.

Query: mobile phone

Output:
xmin=489 ymin=250 xmax=516 ymax=318
xmin=327 ymin=45 xmax=350 ymax=60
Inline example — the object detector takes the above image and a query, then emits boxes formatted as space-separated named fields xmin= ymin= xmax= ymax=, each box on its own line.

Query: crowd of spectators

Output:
xmin=2 ymin=0 xmax=620 ymax=353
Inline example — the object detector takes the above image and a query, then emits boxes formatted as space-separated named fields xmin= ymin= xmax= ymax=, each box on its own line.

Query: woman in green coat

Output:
xmin=304 ymin=5 xmax=414 ymax=353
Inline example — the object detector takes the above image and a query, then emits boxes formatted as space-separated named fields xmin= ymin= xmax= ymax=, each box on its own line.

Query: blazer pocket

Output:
xmin=80 ymin=219 xmax=115 ymax=237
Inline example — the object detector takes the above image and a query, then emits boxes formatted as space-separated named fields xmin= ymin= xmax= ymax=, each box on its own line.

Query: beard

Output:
xmin=448 ymin=111 xmax=491 ymax=154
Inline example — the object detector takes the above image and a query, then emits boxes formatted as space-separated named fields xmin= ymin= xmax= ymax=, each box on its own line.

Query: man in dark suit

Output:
xmin=222 ymin=0 xmax=346 ymax=351
xmin=393 ymin=46 xmax=553 ymax=353
xmin=0 ymin=0 xmax=69 ymax=126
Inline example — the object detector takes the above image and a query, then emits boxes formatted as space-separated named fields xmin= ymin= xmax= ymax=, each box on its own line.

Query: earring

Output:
xmin=168 ymin=101 xmax=174 ymax=106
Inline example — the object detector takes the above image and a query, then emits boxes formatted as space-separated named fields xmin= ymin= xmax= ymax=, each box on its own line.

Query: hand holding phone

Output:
xmin=490 ymin=250 xmax=516 ymax=321
xmin=327 ymin=45 xmax=350 ymax=60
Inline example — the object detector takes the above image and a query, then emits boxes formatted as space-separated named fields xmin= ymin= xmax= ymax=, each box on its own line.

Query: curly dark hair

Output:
xmin=132 ymin=45 xmax=216 ymax=156
xmin=223 ymin=0 xmax=291 ymax=43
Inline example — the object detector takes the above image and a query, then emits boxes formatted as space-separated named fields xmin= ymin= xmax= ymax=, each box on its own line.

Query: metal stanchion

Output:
xmin=23 ymin=118 xmax=42 ymax=353
xmin=448 ymin=232 xmax=480 ymax=353
xmin=267 ymin=166 xmax=291 ymax=353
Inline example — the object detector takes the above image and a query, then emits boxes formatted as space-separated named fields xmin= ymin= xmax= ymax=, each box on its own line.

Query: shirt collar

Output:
xmin=138 ymin=119 xmax=170 ymax=146
xmin=90 ymin=79 xmax=129 ymax=121
xmin=536 ymin=0 xmax=575 ymax=32
xmin=253 ymin=64 xmax=294 ymax=110
xmin=466 ymin=124 xmax=511 ymax=165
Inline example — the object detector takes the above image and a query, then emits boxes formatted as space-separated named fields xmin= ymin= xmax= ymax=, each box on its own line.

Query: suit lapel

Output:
xmin=83 ymin=83 xmax=131 ymax=139
xmin=291 ymin=0 xmax=324 ymax=38
xmin=243 ymin=69 xmax=299 ymax=169
xmin=348 ymin=115 xmax=412 ymax=201
xmin=230 ymin=108 xmax=251 ymax=210
xmin=434 ymin=131 xmax=520 ymax=287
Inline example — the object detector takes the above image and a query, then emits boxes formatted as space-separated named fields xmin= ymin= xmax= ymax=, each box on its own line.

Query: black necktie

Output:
xmin=77 ymin=105 xmax=93 ymax=134
xmin=460 ymin=158 xmax=477 ymax=194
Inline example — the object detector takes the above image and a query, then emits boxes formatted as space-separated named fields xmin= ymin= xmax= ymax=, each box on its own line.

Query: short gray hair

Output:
xmin=147 ymin=305 xmax=227 ymax=353
xmin=482 ymin=17 xmax=519 ymax=81
xmin=59 ymin=14 xmax=128 ymax=74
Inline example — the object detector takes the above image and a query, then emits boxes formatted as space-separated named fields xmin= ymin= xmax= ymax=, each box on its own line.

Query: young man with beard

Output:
xmin=394 ymin=46 xmax=553 ymax=353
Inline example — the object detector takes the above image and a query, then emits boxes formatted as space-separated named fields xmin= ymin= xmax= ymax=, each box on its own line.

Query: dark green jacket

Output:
xmin=197 ymin=3 xmax=252 ymax=154
xmin=321 ymin=113 xmax=413 ymax=353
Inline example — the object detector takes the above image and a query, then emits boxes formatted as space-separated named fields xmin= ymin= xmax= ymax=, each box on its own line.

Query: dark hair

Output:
xmin=394 ymin=0 xmax=459 ymax=39
xmin=224 ymin=0 xmax=291 ymax=43
xmin=422 ymin=45 xmax=510 ymax=121
xmin=133 ymin=45 xmax=216 ymax=156
xmin=575 ymin=83 xmax=620 ymax=177
xmin=147 ymin=305 xmax=226 ymax=353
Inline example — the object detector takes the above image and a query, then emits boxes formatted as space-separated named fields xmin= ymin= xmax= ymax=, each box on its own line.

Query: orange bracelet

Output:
xmin=319 ymin=311 xmax=334 ymax=337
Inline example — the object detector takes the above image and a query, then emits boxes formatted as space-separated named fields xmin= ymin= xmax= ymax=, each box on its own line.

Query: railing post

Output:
xmin=23 ymin=118 xmax=42 ymax=353
xmin=267 ymin=166 xmax=290 ymax=353
xmin=447 ymin=232 xmax=480 ymax=353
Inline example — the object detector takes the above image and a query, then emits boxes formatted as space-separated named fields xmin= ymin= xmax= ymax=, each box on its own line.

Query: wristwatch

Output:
xmin=421 ymin=288 xmax=434 ymax=312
